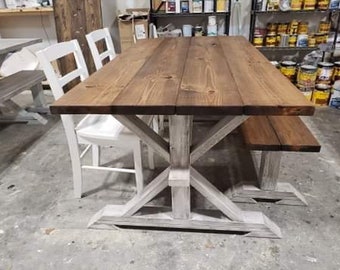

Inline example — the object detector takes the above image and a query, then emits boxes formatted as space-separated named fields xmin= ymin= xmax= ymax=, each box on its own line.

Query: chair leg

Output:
xmin=67 ymin=137 xmax=83 ymax=198
xmin=92 ymin=145 xmax=100 ymax=166
xmin=133 ymin=140 xmax=144 ymax=195
xmin=159 ymin=115 xmax=165 ymax=134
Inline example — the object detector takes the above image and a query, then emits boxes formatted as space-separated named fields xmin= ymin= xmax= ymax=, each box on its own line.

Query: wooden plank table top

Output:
xmin=0 ymin=38 xmax=42 ymax=55
xmin=51 ymin=36 xmax=315 ymax=116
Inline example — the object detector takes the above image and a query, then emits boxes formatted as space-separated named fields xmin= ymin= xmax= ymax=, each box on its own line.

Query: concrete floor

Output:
xmin=0 ymin=95 xmax=340 ymax=269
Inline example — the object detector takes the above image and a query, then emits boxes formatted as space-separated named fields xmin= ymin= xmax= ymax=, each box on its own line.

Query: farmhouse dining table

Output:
xmin=51 ymin=36 xmax=315 ymax=238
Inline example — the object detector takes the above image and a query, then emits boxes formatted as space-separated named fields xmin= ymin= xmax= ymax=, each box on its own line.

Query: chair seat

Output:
xmin=76 ymin=115 xmax=135 ymax=145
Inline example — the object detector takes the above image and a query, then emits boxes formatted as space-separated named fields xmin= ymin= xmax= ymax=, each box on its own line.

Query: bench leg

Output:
xmin=230 ymin=150 xmax=307 ymax=206
xmin=27 ymin=83 xmax=50 ymax=114
xmin=0 ymin=100 xmax=48 ymax=125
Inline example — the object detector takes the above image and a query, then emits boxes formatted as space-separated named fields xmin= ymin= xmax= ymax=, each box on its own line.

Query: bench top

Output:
xmin=50 ymin=36 xmax=315 ymax=116
xmin=0 ymin=70 xmax=45 ymax=103
xmin=241 ymin=116 xmax=321 ymax=152
xmin=0 ymin=38 xmax=42 ymax=55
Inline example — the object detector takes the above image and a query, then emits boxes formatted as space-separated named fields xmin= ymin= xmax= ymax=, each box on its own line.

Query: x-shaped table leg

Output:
xmin=88 ymin=114 xmax=281 ymax=238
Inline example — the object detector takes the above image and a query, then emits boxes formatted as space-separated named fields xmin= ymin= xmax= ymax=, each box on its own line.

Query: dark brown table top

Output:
xmin=50 ymin=36 xmax=315 ymax=116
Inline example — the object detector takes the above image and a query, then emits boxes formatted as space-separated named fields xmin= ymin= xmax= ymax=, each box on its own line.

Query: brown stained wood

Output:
xmin=51 ymin=37 xmax=317 ymax=116
xmin=218 ymin=36 xmax=315 ymax=116
xmin=177 ymin=37 xmax=243 ymax=115
xmin=53 ymin=0 xmax=102 ymax=78
xmin=50 ymin=39 xmax=164 ymax=115
xmin=268 ymin=116 xmax=321 ymax=152
xmin=111 ymin=38 xmax=191 ymax=114
xmin=241 ymin=116 xmax=281 ymax=151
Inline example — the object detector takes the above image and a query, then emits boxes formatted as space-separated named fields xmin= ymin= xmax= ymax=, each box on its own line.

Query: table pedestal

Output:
xmin=88 ymin=115 xmax=282 ymax=238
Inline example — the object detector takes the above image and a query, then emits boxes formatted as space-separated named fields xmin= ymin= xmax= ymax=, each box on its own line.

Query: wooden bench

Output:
xmin=230 ymin=116 xmax=321 ymax=206
xmin=0 ymin=70 xmax=48 ymax=124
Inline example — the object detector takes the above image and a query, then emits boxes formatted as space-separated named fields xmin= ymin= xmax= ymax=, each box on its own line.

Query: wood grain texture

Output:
xmin=218 ymin=36 xmax=315 ymax=116
xmin=177 ymin=37 xmax=243 ymax=115
xmin=268 ymin=116 xmax=321 ymax=152
xmin=51 ymin=37 xmax=316 ymax=116
xmin=53 ymin=0 xmax=102 ymax=78
xmin=50 ymin=39 xmax=164 ymax=114
xmin=241 ymin=116 xmax=321 ymax=152
xmin=0 ymin=71 xmax=45 ymax=103
xmin=241 ymin=116 xmax=281 ymax=151
xmin=112 ymin=38 xmax=190 ymax=114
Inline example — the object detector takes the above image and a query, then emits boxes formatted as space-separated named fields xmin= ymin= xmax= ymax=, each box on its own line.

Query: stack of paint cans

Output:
xmin=253 ymin=20 xmax=331 ymax=48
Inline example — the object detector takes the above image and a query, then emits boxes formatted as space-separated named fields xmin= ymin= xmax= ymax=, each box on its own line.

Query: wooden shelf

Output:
xmin=0 ymin=7 xmax=53 ymax=17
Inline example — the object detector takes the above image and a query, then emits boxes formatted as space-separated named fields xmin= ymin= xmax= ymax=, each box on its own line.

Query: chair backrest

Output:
xmin=86 ymin=28 xmax=116 ymax=71
xmin=36 ymin=39 xmax=89 ymax=100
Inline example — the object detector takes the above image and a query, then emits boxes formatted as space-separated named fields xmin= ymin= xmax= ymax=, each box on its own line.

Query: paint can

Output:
xmin=303 ymin=0 xmax=316 ymax=9
xmin=317 ymin=0 xmax=330 ymax=9
xmin=332 ymin=61 xmax=340 ymax=82
xmin=291 ymin=0 xmax=303 ymax=10
xmin=315 ymin=33 xmax=325 ymax=45
xmin=297 ymin=65 xmax=317 ymax=90
xmin=253 ymin=35 xmax=264 ymax=47
xmin=208 ymin=15 xmax=217 ymax=26
xmin=207 ymin=25 xmax=217 ymax=36
xmin=289 ymin=34 xmax=297 ymax=47
xmin=308 ymin=35 xmax=316 ymax=47
xmin=277 ymin=23 xmax=288 ymax=34
xmin=316 ymin=62 xmax=334 ymax=85
xmin=266 ymin=34 xmax=276 ymax=47
xmin=279 ymin=34 xmax=289 ymax=47
xmin=182 ymin=24 xmax=193 ymax=37
xmin=297 ymin=34 xmax=308 ymax=47
xmin=312 ymin=84 xmax=331 ymax=106
xmin=204 ymin=0 xmax=214 ymax=12
xmin=266 ymin=23 xmax=277 ymax=34
xmin=298 ymin=22 xmax=309 ymax=34
xmin=288 ymin=20 xmax=299 ymax=35
xmin=194 ymin=25 xmax=203 ymax=36
xmin=298 ymin=86 xmax=313 ymax=101
xmin=319 ymin=21 xmax=331 ymax=33
xmin=329 ymin=81 xmax=340 ymax=108
xmin=329 ymin=0 xmax=340 ymax=8
xmin=280 ymin=61 xmax=297 ymax=82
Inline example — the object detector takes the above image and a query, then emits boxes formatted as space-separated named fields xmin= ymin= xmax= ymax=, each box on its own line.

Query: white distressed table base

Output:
xmin=229 ymin=182 xmax=307 ymax=206
xmin=88 ymin=115 xmax=282 ymax=238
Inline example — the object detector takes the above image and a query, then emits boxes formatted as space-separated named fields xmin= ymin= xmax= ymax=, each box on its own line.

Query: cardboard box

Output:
xmin=118 ymin=8 xmax=149 ymax=52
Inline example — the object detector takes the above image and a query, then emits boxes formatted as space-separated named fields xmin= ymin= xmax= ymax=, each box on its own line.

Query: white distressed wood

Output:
xmin=133 ymin=139 xmax=144 ymax=195
xmin=230 ymin=182 xmax=308 ymax=206
xmin=88 ymin=205 xmax=282 ymax=238
xmin=86 ymin=28 xmax=116 ymax=71
xmin=259 ymin=151 xmax=282 ymax=190
xmin=169 ymin=115 xmax=192 ymax=220
xmin=191 ymin=116 xmax=249 ymax=163
xmin=169 ymin=169 xmax=190 ymax=187
xmin=92 ymin=145 xmax=100 ymax=166
xmin=122 ymin=167 xmax=170 ymax=217
xmin=190 ymin=167 xmax=244 ymax=222
xmin=115 ymin=115 xmax=170 ymax=162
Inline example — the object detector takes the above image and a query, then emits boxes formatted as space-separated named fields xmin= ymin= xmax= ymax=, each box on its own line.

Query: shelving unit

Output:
xmin=249 ymin=0 xmax=340 ymax=61
xmin=0 ymin=7 xmax=53 ymax=17
xmin=149 ymin=1 xmax=231 ymax=35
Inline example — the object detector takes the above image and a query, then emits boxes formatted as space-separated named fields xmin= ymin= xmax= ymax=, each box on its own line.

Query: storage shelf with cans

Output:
xmin=249 ymin=0 xmax=340 ymax=61
xmin=149 ymin=0 xmax=231 ymax=35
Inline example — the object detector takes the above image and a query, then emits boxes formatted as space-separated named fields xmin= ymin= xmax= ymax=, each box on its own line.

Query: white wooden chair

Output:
xmin=85 ymin=28 xmax=116 ymax=70
xmin=86 ymin=27 xmax=159 ymax=161
xmin=36 ymin=40 xmax=150 ymax=198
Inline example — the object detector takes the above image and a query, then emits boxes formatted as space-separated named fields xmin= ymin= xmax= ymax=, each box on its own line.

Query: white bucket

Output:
xmin=182 ymin=24 xmax=193 ymax=37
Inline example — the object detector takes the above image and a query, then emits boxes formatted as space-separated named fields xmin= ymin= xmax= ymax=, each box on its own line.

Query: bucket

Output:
xmin=182 ymin=25 xmax=193 ymax=37
xmin=316 ymin=62 xmax=334 ymax=85
xmin=297 ymin=65 xmax=317 ymax=90
xmin=280 ymin=61 xmax=297 ymax=82
xmin=312 ymin=84 xmax=331 ymax=106
xmin=329 ymin=81 xmax=340 ymax=108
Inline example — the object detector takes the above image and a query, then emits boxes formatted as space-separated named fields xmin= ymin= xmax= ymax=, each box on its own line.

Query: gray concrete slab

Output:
xmin=0 ymin=106 xmax=340 ymax=270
